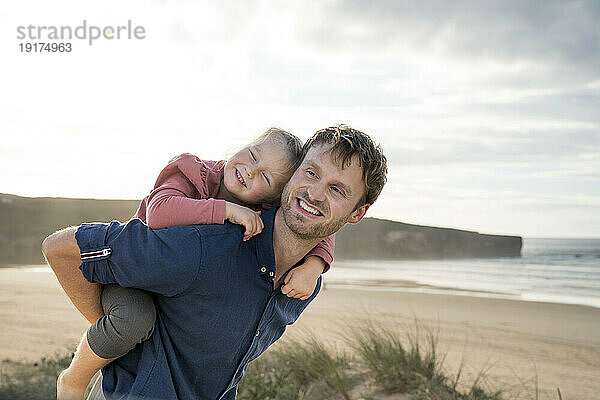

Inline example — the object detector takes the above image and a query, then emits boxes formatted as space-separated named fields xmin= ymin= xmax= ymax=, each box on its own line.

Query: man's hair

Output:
xmin=251 ymin=127 xmax=304 ymax=173
xmin=302 ymin=125 xmax=387 ymax=207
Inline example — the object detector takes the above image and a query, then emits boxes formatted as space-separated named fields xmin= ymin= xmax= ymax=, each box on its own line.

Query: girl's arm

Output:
xmin=280 ymin=235 xmax=335 ymax=300
xmin=305 ymin=234 xmax=335 ymax=272
xmin=145 ymin=175 xmax=226 ymax=229
xmin=145 ymin=170 xmax=263 ymax=239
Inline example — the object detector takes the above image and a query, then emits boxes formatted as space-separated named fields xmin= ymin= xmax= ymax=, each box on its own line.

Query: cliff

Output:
xmin=0 ymin=193 xmax=521 ymax=265
xmin=334 ymin=217 xmax=522 ymax=260
xmin=0 ymin=193 xmax=140 ymax=265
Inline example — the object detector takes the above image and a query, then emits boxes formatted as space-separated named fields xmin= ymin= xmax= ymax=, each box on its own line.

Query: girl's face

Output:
xmin=222 ymin=141 xmax=293 ymax=207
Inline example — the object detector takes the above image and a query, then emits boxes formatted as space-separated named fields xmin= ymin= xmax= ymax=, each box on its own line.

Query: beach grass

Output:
xmin=237 ymin=321 xmax=506 ymax=400
xmin=0 ymin=321 xmax=541 ymax=400
xmin=0 ymin=353 xmax=72 ymax=400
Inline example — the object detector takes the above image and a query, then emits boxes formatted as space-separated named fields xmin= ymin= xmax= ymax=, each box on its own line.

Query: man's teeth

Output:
xmin=299 ymin=199 xmax=321 ymax=216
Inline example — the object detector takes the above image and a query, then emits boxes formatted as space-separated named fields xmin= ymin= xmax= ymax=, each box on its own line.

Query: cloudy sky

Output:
xmin=1 ymin=0 xmax=599 ymax=237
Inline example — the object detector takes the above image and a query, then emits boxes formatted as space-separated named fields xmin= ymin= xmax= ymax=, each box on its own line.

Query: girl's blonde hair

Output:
xmin=250 ymin=127 xmax=303 ymax=173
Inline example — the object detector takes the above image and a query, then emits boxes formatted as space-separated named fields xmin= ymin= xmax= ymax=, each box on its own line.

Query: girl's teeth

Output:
xmin=236 ymin=170 xmax=246 ymax=186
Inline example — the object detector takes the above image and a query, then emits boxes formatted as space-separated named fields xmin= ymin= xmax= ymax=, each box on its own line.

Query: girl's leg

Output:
xmin=57 ymin=334 xmax=112 ymax=400
xmin=57 ymin=285 xmax=156 ymax=400
xmin=88 ymin=284 xmax=157 ymax=358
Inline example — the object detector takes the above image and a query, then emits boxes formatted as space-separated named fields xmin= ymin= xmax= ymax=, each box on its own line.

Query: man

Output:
xmin=42 ymin=125 xmax=387 ymax=399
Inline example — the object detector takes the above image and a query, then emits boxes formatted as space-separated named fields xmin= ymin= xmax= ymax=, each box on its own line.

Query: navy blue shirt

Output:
xmin=75 ymin=207 xmax=320 ymax=400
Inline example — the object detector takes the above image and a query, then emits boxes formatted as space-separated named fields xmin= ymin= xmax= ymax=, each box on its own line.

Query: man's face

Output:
xmin=280 ymin=143 xmax=370 ymax=240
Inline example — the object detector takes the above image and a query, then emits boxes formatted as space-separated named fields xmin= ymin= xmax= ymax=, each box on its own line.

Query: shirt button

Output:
xmin=260 ymin=267 xmax=267 ymax=273
xmin=255 ymin=330 xmax=260 ymax=337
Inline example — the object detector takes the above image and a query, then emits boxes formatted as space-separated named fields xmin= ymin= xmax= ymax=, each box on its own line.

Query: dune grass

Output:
xmin=0 ymin=353 xmax=72 ymax=400
xmin=274 ymin=335 xmax=353 ymax=399
xmin=347 ymin=321 xmax=443 ymax=394
xmin=237 ymin=321 xmax=506 ymax=400
xmin=0 ymin=321 xmax=552 ymax=399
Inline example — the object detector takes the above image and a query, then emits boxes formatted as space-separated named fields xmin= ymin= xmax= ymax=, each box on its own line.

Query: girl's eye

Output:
xmin=249 ymin=150 xmax=257 ymax=161
xmin=262 ymin=172 xmax=271 ymax=185
xmin=306 ymin=170 xmax=316 ymax=178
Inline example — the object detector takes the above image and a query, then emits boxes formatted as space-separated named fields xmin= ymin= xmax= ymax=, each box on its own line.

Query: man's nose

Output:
xmin=307 ymin=182 xmax=326 ymax=202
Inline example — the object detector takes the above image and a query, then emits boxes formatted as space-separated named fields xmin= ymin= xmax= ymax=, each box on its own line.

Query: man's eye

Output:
xmin=249 ymin=150 xmax=257 ymax=161
xmin=306 ymin=170 xmax=316 ymax=177
xmin=330 ymin=186 xmax=342 ymax=195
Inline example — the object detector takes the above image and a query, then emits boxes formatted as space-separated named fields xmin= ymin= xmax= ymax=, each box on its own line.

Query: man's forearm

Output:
xmin=42 ymin=227 xmax=104 ymax=324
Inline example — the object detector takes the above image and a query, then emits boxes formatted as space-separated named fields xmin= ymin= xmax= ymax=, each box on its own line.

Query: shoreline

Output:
xmin=2 ymin=265 xmax=599 ymax=399
xmin=323 ymin=278 xmax=600 ymax=310
xmin=6 ymin=264 xmax=600 ymax=310
xmin=326 ymin=258 xmax=600 ymax=309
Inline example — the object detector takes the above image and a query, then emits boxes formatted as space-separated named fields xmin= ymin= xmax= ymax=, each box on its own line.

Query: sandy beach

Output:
xmin=1 ymin=266 xmax=599 ymax=400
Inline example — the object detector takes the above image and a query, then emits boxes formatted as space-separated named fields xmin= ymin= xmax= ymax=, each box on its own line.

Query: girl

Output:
xmin=57 ymin=128 xmax=335 ymax=400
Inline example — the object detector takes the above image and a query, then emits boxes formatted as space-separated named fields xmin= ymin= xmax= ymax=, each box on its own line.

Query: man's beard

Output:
xmin=280 ymin=186 xmax=351 ymax=240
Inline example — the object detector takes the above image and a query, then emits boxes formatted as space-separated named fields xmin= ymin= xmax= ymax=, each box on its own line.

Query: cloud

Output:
xmin=370 ymin=178 xmax=600 ymax=236
xmin=383 ymin=128 xmax=599 ymax=167
xmin=302 ymin=0 xmax=600 ymax=68
xmin=289 ymin=0 xmax=600 ymax=115
xmin=2 ymin=0 xmax=599 ymax=236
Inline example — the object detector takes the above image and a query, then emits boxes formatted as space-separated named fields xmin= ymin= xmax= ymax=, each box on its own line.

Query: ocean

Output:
xmin=326 ymin=238 xmax=600 ymax=309
xmin=12 ymin=239 xmax=600 ymax=309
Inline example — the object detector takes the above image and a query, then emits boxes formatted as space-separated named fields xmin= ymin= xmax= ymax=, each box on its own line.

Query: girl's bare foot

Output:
xmin=57 ymin=368 xmax=87 ymax=400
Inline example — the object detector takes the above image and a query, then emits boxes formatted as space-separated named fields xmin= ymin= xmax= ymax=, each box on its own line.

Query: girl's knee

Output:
xmin=126 ymin=291 xmax=157 ymax=340
xmin=99 ymin=285 xmax=157 ymax=352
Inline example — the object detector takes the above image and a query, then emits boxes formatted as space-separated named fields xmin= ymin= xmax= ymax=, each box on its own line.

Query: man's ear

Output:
xmin=347 ymin=204 xmax=370 ymax=224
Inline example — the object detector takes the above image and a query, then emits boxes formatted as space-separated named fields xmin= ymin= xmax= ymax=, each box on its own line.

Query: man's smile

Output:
xmin=296 ymin=197 xmax=324 ymax=217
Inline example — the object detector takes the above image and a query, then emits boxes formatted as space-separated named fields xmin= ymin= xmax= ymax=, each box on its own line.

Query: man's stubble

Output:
xmin=279 ymin=185 xmax=351 ymax=241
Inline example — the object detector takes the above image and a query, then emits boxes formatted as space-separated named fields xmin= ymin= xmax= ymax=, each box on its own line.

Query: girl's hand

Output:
xmin=280 ymin=256 xmax=326 ymax=300
xmin=225 ymin=202 xmax=264 ymax=241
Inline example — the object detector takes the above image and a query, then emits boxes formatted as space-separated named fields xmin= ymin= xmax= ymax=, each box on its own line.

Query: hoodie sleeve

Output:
xmin=142 ymin=154 xmax=227 ymax=228
xmin=304 ymin=234 xmax=335 ymax=273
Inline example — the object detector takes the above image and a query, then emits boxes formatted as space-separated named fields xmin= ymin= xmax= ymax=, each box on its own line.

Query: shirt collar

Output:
xmin=251 ymin=207 xmax=277 ymax=279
